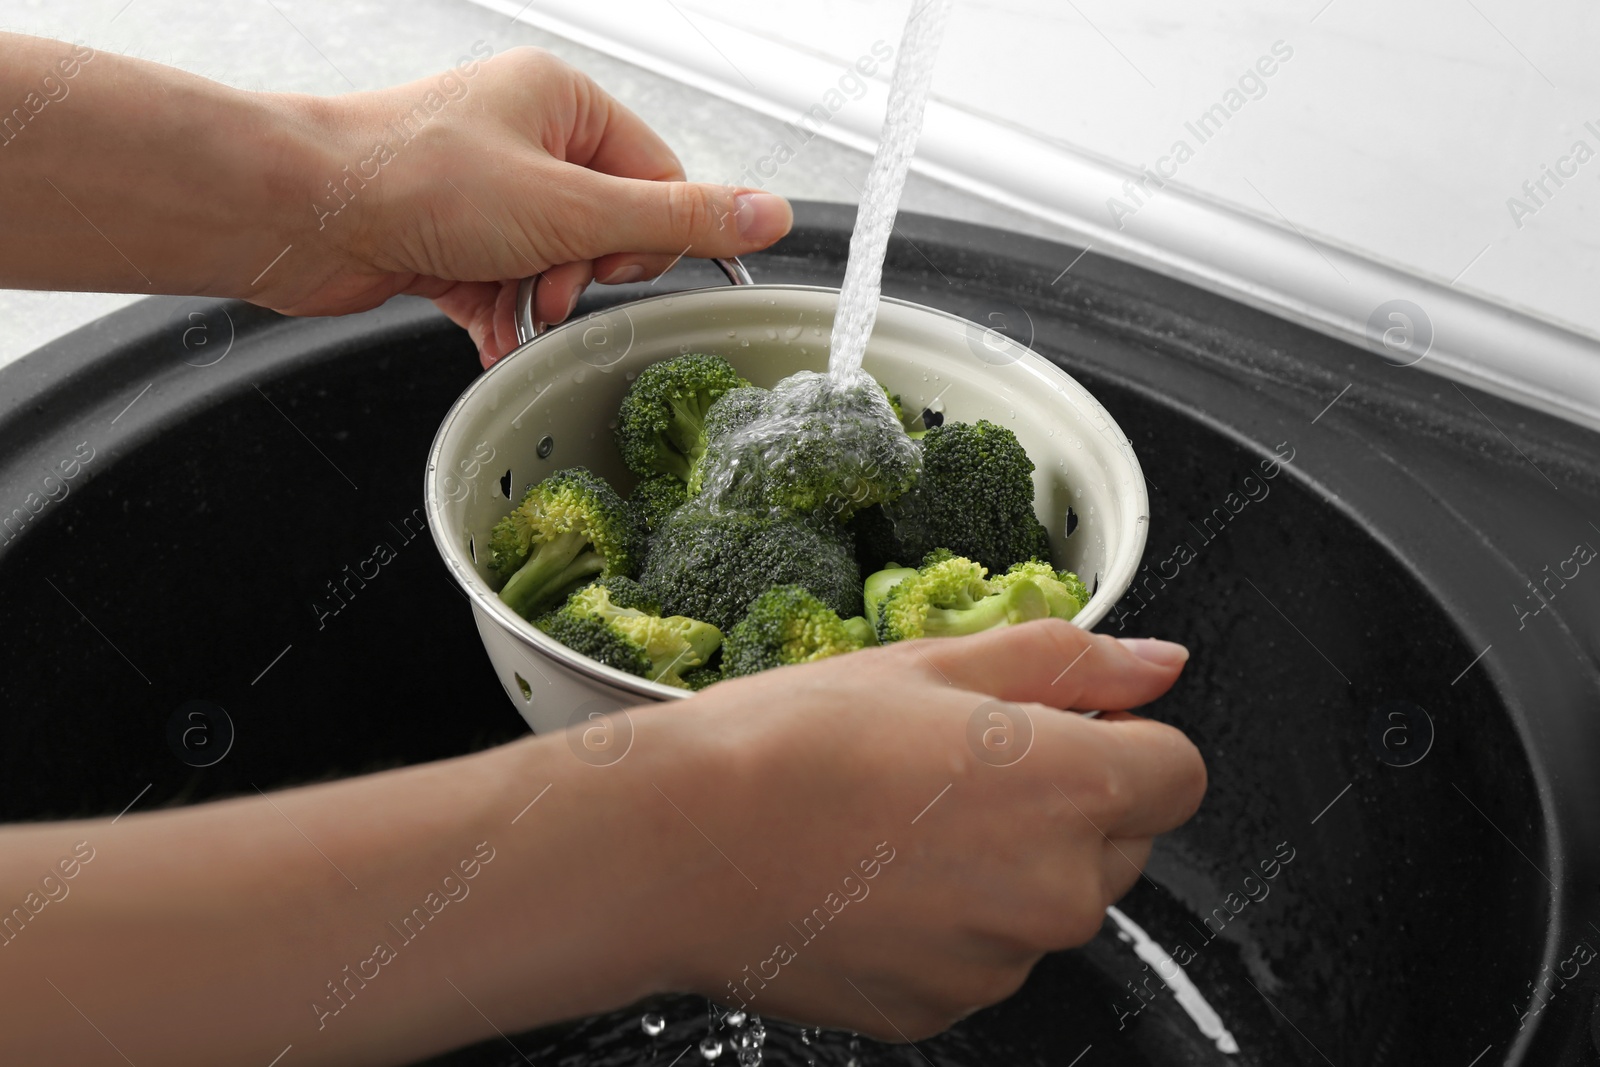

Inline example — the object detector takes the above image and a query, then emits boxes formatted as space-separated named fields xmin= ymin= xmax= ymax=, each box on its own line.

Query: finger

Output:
xmin=428 ymin=280 xmax=505 ymax=365
xmin=1060 ymin=713 xmax=1207 ymax=838
xmin=592 ymin=251 xmax=684 ymax=286
xmin=565 ymin=74 xmax=687 ymax=181
xmin=1100 ymin=836 xmax=1152 ymax=905
xmin=906 ymin=619 xmax=1188 ymax=711
xmin=556 ymin=170 xmax=792 ymax=260
xmin=534 ymin=260 xmax=594 ymax=327
xmin=490 ymin=279 xmax=522 ymax=363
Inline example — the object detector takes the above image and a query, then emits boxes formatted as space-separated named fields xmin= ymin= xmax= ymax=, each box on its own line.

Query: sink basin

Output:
xmin=2 ymin=203 xmax=1596 ymax=1066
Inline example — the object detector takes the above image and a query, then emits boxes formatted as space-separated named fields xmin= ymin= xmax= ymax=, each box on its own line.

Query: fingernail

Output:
xmin=1118 ymin=638 xmax=1190 ymax=668
xmin=599 ymin=264 xmax=644 ymax=284
xmin=733 ymin=192 xmax=791 ymax=244
xmin=562 ymin=284 xmax=585 ymax=321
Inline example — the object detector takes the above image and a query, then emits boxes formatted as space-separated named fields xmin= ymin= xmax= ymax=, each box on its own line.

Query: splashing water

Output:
xmin=693 ymin=0 xmax=949 ymax=514
xmin=827 ymin=0 xmax=955 ymax=379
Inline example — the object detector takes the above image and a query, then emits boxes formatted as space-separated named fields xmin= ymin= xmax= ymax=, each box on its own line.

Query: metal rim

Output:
xmin=514 ymin=257 xmax=753 ymax=347
xmin=428 ymin=282 xmax=1149 ymax=705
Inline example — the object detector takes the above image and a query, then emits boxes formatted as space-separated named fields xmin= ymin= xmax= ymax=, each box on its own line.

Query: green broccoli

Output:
xmin=991 ymin=559 xmax=1090 ymax=620
xmin=537 ymin=577 xmax=721 ymax=689
xmin=880 ymin=384 xmax=929 ymax=439
xmin=686 ymin=385 xmax=770 ymax=497
xmin=640 ymin=505 xmax=863 ymax=631
xmin=693 ymin=369 xmax=920 ymax=521
xmin=721 ymin=584 xmax=876 ymax=678
xmin=863 ymin=564 xmax=917 ymax=628
xmin=488 ymin=467 xmax=643 ymax=620
xmin=630 ymin=474 xmax=687 ymax=533
xmin=842 ymin=615 xmax=879 ymax=647
xmin=682 ymin=665 xmax=723 ymax=691
xmin=852 ymin=419 xmax=1052 ymax=574
xmin=614 ymin=354 xmax=749 ymax=482
xmin=872 ymin=551 xmax=1051 ymax=643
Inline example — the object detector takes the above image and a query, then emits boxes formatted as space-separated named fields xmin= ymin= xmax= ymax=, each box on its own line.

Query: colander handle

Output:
xmin=514 ymin=257 xmax=753 ymax=347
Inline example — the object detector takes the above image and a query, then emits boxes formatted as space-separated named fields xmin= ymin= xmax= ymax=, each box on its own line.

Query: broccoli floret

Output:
xmin=882 ymin=385 xmax=906 ymax=425
xmin=722 ymin=584 xmax=875 ymax=678
xmin=615 ymin=354 xmax=749 ymax=482
xmin=686 ymin=385 xmax=770 ymax=497
xmin=488 ymin=467 xmax=643 ymax=620
xmin=682 ymin=665 xmax=723 ymax=691
xmin=863 ymin=565 xmax=917 ymax=628
xmin=851 ymin=419 xmax=1051 ymax=574
xmin=640 ymin=505 xmax=863 ymax=631
xmin=630 ymin=474 xmax=687 ymax=533
xmin=991 ymin=559 xmax=1089 ymax=620
xmin=873 ymin=552 xmax=1050 ymax=643
xmin=693 ymin=369 xmax=920 ymax=521
xmin=842 ymin=615 xmax=879 ymax=647
xmin=537 ymin=576 xmax=722 ymax=689
xmin=879 ymin=383 xmax=929 ymax=439
xmin=704 ymin=385 xmax=771 ymax=442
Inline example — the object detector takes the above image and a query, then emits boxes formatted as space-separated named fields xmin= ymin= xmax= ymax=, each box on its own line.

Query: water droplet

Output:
xmin=699 ymin=1035 xmax=724 ymax=1060
xmin=740 ymin=339 xmax=750 ymax=347
xmin=783 ymin=324 xmax=803 ymax=342
xmin=641 ymin=1013 xmax=666 ymax=1036
xmin=725 ymin=1011 xmax=747 ymax=1028
xmin=765 ymin=328 xmax=778 ymax=340
xmin=680 ymin=344 xmax=690 ymax=354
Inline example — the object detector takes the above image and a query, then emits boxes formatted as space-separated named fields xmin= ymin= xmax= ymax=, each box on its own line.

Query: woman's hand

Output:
xmin=0 ymin=620 xmax=1201 ymax=1067
xmin=271 ymin=47 xmax=792 ymax=364
xmin=0 ymin=37 xmax=792 ymax=366
xmin=627 ymin=619 xmax=1205 ymax=1038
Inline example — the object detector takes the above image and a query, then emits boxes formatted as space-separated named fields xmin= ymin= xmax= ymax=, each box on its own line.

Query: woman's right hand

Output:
xmin=633 ymin=619 xmax=1206 ymax=1038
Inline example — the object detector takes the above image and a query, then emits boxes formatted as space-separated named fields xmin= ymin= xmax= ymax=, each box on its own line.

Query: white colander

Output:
xmin=424 ymin=262 xmax=1148 ymax=733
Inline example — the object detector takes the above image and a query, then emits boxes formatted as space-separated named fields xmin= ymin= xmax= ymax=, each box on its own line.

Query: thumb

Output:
xmin=565 ymin=173 xmax=793 ymax=259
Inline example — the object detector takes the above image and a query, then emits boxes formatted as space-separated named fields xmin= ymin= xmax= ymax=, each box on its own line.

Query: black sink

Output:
xmin=3 ymin=202 xmax=1598 ymax=1066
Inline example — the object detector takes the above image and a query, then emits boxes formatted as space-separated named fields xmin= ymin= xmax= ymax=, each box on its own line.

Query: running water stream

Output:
xmin=694 ymin=0 xmax=953 ymax=520
xmin=827 ymin=0 xmax=955 ymax=379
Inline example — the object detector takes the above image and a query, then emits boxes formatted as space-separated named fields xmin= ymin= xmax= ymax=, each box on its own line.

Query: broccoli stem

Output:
xmin=498 ymin=531 xmax=604 ymax=618
xmin=922 ymin=579 xmax=1049 ymax=637
xmin=661 ymin=396 xmax=711 ymax=480
xmin=842 ymin=616 xmax=879 ymax=647
xmin=864 ymin=567 xmax=918 ymax=627
xmin=656 ymin=450 xmax=694 ymax=484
